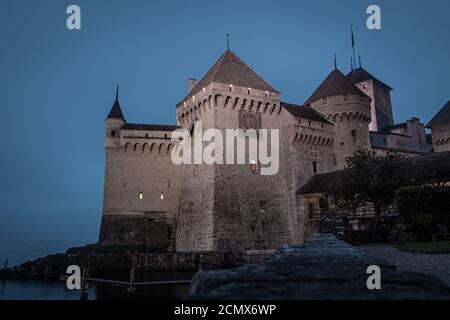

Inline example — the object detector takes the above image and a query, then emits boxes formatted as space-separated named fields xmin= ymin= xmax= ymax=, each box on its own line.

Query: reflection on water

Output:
xmin=0 ymin=271 xmax=195 ymax=300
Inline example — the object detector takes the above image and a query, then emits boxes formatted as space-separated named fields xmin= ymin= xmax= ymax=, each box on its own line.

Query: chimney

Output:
xmin=188 ymin=78 xmax=197 ymax=93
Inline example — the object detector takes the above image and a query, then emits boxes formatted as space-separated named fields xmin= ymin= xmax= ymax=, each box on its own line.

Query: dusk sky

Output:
xmin=0 ymin=0 xmax=449 ymax=265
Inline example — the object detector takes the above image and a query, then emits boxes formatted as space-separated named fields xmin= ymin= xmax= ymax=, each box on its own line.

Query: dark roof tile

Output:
xmin=297 ymin=152 xmax=450 ymax=194
xmin=282 ymin=102 xmax=332 ymax=124
xmin=426 ymin=100 xmax=450 ymax=128
xmin=179 ymin=50 xmax=278 ymax=105
xmin=346 ymin=67 xmax=392 ymax=90
xmin=123 ymin=123 xmax=180 ymax=131
xmin=107 ymin=99 xmax=125 ymax=120
xmin=304 ymin=69 xmax=368 ymax=105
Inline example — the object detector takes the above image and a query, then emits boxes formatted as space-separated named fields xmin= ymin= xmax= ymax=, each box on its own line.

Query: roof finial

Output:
xmin=226 ymin=34 xmax=230 ymax=51
xmin=358 ymin=54 xmax=362 ymax=68
xmin=334 ymin=52 xmax=337 ymax=70
xmin=115 ymin=85 xmax=119 ymax=101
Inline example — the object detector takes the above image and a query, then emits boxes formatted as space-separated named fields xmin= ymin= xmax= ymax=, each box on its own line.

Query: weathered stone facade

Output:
xmin=99 ymin=49 xmax=446 ymax=252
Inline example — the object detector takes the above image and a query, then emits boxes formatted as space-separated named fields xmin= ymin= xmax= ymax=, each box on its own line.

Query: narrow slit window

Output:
xmin=312 ymin=161 xmax=317 ymax=174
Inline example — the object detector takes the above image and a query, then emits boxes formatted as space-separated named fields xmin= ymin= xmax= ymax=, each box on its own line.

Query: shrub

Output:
xmin=396 ymin=185 xmax=450 ymax=241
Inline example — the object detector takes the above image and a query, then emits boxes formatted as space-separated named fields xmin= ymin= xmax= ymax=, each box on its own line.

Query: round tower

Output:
xmin=105 ymin=86 xmax=125 ymax=149
xmin=305 ymin=69 xmax=371 ymax=169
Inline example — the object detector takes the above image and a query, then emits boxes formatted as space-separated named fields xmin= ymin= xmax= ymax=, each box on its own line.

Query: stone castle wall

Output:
xmin=310 ymin=94 xmax=372 ymax=169
xmin=100 ymin=127 xmax=182 ymax=250
xmin=354 ymin=78 xmax=393 ymax=132
xmin=430 ymin=123 xmax=450 ymax=152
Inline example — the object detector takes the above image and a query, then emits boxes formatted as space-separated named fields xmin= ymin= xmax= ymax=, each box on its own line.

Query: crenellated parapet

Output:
xmin=176 ymin=87 xmax=282 ymax=128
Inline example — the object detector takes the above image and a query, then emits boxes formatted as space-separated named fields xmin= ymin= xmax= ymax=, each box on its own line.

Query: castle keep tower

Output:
xmin=427 ymin=100 xmax=450 ymax=152
xmin=306 ymin=69 xmax=372 ymax=169
xmin=347 ymin=67 xmax=393 ymax=132
xmin=175 ymin=50 xmax=295 ymax=253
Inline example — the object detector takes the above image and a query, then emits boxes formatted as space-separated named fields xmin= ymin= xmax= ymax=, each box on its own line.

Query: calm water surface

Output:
xmin=0 ymin=271 xmax=195 ymax=300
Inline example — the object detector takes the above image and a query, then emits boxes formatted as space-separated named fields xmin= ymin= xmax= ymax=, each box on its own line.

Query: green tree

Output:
xmin=330 ymin=150 xmax=409 ymax=238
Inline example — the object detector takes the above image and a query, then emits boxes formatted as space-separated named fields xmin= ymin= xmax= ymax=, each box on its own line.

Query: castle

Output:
xmin=99 ymin=49 xmax=450 ymax=252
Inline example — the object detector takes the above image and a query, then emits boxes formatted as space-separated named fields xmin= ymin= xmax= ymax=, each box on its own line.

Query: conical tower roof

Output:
xmin=107 ymin=86 xmax=125 ymax=121
xmin=180 ymin=50 xmax=279 ymax=104
xmin=304 ymin=69 xmax=368 ymax=105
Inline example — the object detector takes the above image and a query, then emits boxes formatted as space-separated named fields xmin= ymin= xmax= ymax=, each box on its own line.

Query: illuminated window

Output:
xmin=264 ymin=91 xmax=268 ymax=98
xmin=248 ymin=88 xmax=251 ymax=95
xmin=160 ymin=193 xmax=164 ymax=200
xmin=202 ymin=87 xmax=206 ymax=94
xmin=229 ymin=85 xmax=233 ymax=92
xmin=192 ymin=95 xmax=195 ymax=102
xmin=139 ymin=192 xmax=143 ymax=200
xmin=250 ymin=159 xmax=259 ymax=174
xmin=343 ymin=94 xmax=348 ymax=101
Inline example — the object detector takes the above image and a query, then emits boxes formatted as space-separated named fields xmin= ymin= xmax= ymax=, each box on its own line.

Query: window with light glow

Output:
xmin=250 ymin=159 xmax=259 ymax=174
xmin=139 ymin=192 xmax=143 ymax=200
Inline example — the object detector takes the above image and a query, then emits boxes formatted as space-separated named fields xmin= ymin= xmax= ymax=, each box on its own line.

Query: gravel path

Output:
xmin=358 ymin=244 xmax=450 ymax=287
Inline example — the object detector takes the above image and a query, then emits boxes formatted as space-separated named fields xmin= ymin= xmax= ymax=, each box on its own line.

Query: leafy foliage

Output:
xmin=330 ymin=150 xmax=409 ymax=214
xmin=396 ymin=185 xmax=450 ymax=240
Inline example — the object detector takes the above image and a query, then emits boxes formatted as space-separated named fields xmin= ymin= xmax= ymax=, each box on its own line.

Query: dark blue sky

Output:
xmin=0 ymin=0 xmax=449 ymax=265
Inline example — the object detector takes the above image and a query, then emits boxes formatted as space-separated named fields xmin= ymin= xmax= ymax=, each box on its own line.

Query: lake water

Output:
xmin=0 ymin=271 xmax=195 ymax=300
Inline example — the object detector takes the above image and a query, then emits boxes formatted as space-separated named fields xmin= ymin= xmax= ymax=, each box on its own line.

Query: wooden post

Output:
xmin=127 ymin=255 xmax=137 ymax=299
xmin=80 ymin=267 xmax=89 ymax=300
xmin=128 ymin=266 xmax=135 ymax=299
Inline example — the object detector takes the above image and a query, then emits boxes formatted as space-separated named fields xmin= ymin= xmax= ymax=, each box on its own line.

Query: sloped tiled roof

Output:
xmin=179 ymin=50 xmax=279 ymax=105
xmin=297 ymin=152 xmax=450 ymax=194
xmin=282 ymin=102 xmax=332 ymax=124
xmin=107 ymin=99 xmax=125 ymax=120
xmin=426 ymin=100 xmax=450 ymax=128
xmin=346 ymin=67 xmax=392 ymax=90
xmin=304 ymin=69 xmax=368 ymax=105
xmin=123 ymin=123 xmax=180 ymax=131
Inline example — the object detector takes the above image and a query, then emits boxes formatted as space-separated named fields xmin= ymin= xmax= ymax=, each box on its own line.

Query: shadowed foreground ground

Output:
xmin=187 ymin=234 xmax=450 ymax=300
xmin=359 ymin=244 xmax=450 ymax=287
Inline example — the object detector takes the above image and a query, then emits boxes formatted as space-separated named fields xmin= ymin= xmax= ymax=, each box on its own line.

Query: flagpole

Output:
xmin=351 ymin=25 xmax=357 ymax=70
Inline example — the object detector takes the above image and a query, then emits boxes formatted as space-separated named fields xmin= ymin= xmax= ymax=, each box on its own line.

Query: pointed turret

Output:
xmin=305 ymin=69 xmax=368 ymax=106
xmin=105 ymin=86 xmax=125 ymax=149
xmin=107 ymin=86 xmax=125 ymax=121
xmin=305 ymin=68 xmax=372 ymax=169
